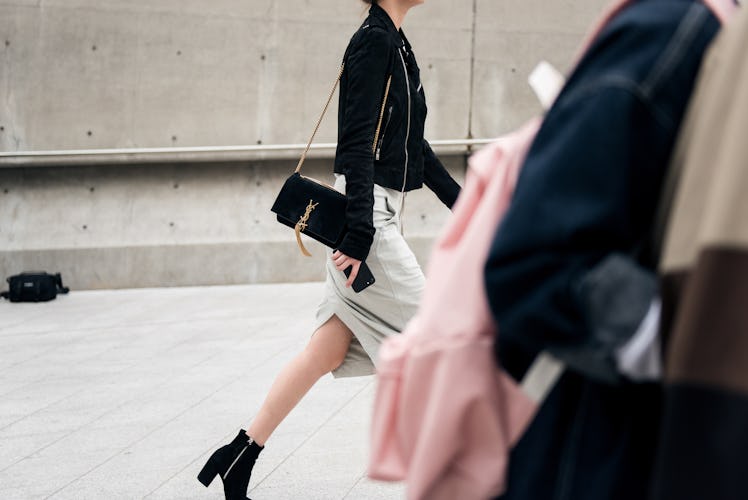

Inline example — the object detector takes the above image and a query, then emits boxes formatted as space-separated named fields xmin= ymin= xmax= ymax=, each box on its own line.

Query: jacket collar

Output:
xmin=369 ymin=3 xmax=412 ymax=51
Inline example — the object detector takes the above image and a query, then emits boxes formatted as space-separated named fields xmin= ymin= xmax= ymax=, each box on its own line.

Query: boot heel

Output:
xmin=196 ymin=429 xmax=262 ymax=499
xmin=197 ymin=456 xmax=220 ymax=487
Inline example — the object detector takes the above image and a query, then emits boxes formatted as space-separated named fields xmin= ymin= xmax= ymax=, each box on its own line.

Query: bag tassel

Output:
xmin=294 ymin=199 xmax=319 ymax=257
xmin=295 ymin=222 xmax=313 ymax=257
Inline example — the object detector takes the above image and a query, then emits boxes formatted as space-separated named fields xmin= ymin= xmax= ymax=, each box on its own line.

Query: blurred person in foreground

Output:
xmin=483 ymin=0 xmax=734 ymax=499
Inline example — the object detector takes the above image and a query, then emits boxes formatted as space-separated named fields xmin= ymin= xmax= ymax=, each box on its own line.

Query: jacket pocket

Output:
xmin=375 ymin=105 xmax=394 ymax=161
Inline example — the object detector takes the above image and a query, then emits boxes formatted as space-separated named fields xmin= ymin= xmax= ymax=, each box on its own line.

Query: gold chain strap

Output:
xmin=372 ymin=76 xmax=392 ymax=154
xmin=294 ymin=63 xmax=393 ymax=174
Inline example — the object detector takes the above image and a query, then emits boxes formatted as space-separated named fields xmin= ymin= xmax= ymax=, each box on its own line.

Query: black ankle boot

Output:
xmin=197 ymin=430 xmax=264 ymax=500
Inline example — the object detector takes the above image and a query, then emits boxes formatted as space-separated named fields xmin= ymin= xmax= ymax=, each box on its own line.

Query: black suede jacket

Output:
xmin=334 ymin=3 xmax=461 ymax=261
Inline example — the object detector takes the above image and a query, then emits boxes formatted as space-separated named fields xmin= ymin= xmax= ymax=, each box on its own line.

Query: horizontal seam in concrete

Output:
xmin=341 ymin=471 xmax=369 ymax=500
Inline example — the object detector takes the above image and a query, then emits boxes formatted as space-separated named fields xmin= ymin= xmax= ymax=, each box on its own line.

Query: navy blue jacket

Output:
xmin=334 ymin=4 xmax=461 ymax=261
xmin=484 ymin=1 xmax=720 ymax=498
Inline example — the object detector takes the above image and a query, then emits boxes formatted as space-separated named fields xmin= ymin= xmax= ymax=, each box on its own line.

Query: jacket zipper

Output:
xmin=375 ymin=106 xmax=393 ymax=161
xmin=397 ymin=49 xmax=411 ymax=228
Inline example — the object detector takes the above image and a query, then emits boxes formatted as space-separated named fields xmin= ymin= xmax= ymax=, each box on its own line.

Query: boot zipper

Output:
xmin=375 ymin=106 xmax=393 ymax=161
xmin=223 ymin=437 xmax=254 ymax=479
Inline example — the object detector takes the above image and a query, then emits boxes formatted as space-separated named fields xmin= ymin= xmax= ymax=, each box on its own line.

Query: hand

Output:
xmin=332 ymin=250 xmax=361 ymax=289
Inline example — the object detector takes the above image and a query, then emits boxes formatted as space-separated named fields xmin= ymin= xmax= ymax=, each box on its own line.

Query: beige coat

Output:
xmin=655 ymin=8 xmax=748 ymax=499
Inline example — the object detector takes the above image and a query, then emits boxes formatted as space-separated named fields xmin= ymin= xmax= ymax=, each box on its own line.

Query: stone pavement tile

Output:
xmin=0 ymin=326 xmax=115 ymax=367
xmin=48 ymin=468 xmax=179 ymax=500
xmin=145 ymin=373 xmax=372 ymax=499
xmin=248 ymin=382 xmax=405 ymax=500
xmin=0 ymin=379 xmax=45 ymax=402
xmin=344 ymin=479 xmax=406 ymax=500
xmin=1 ymin=421 xmax=165 ymax=492
xmin=0 ymin=450 xmax=121 ymax=498
xmin=0 ymin=292 xmax=154 ymax=337
xmin=0 ymin=325 xmax=158 ymax=388
xmin=0 ymin=379 xmax=91 ymax=432
xmin=0 ymin=336 xmax=292 ymax=449
xmin=0 ymin=487 xmax=46 ymax=500
xmin=0 ymin=283 xmax=411 ymax=499
xmin=0 ymin=412 xmax=27 ymax=431
xmin=31 ymin=342 xmax=305 ymax=497
xmin=0 ymin=285 xmax=263 ymax=338
xmin=0 ymin=325 xmax=249 ymax=439
xmin=141 ymin=369 xmax=372 ymax=498
xmin=0 ymin=430 xmax=70 ymax=471
xmin=0 ymin=315 xmax=36 ymax=333
xmin=2 ymin=403 xmax=106 ymax=439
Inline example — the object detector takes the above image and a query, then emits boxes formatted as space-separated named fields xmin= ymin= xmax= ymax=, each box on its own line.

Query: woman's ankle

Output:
xmin=245 ymin=429 xmax=266 ymax=447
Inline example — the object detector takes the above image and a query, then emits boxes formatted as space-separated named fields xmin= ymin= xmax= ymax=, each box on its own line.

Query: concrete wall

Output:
xmin=0 ymin=0 xmax=609 ymax=289
xmin=0 ymin=158 xmax=462 ymax=288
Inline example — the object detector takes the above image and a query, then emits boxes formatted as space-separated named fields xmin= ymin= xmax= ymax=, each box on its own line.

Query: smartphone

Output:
xmin=343 ymin=261 xmax=376 ymax=293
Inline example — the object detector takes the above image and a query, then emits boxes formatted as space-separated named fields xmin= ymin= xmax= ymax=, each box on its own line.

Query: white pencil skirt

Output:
xmin=313 ymin=174 xmax=425 ymax=378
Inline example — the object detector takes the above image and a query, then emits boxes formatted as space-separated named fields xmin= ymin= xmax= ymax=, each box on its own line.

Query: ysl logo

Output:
xmin=297 ymin=200 xmax=319 ymax=232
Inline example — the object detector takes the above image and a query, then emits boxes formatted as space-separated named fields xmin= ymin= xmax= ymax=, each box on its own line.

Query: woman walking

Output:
xmin=198 ymin=1 xmax=461 ymax=498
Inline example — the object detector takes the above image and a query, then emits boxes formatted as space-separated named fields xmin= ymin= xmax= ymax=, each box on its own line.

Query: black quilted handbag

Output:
xmin=272 ymin=172 xmax=348 ymax=254
xmin=271 ymin=63 xmax=391 ymax=256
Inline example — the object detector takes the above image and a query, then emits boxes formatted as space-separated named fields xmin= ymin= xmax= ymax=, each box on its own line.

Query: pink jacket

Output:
xmin=368 ymin=2 xmax=736 ymax=499
xmin=368 ymin=119 xmax=541 ymax=499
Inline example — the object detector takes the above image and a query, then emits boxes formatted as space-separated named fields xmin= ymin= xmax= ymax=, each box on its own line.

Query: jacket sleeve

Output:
xmin=484 ymin=86 xmax=669 ymax=383
xmin=423 ymin=140 xmax=461 ymax=209
xmin=335 ymin=28 xmax=393 ymax=262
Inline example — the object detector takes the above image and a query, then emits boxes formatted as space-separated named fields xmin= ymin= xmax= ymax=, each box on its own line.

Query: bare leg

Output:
xmin=247 ymin=315 xmax=353 ymax=446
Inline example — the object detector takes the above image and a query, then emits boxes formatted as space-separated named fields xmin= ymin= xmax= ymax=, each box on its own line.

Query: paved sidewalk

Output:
xmin=0 ymin=284 xmax=405 ymax=499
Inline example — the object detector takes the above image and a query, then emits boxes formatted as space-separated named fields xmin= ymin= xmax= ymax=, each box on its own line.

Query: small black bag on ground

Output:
xmin=1 ymin=272 xmax=70 ymax=302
